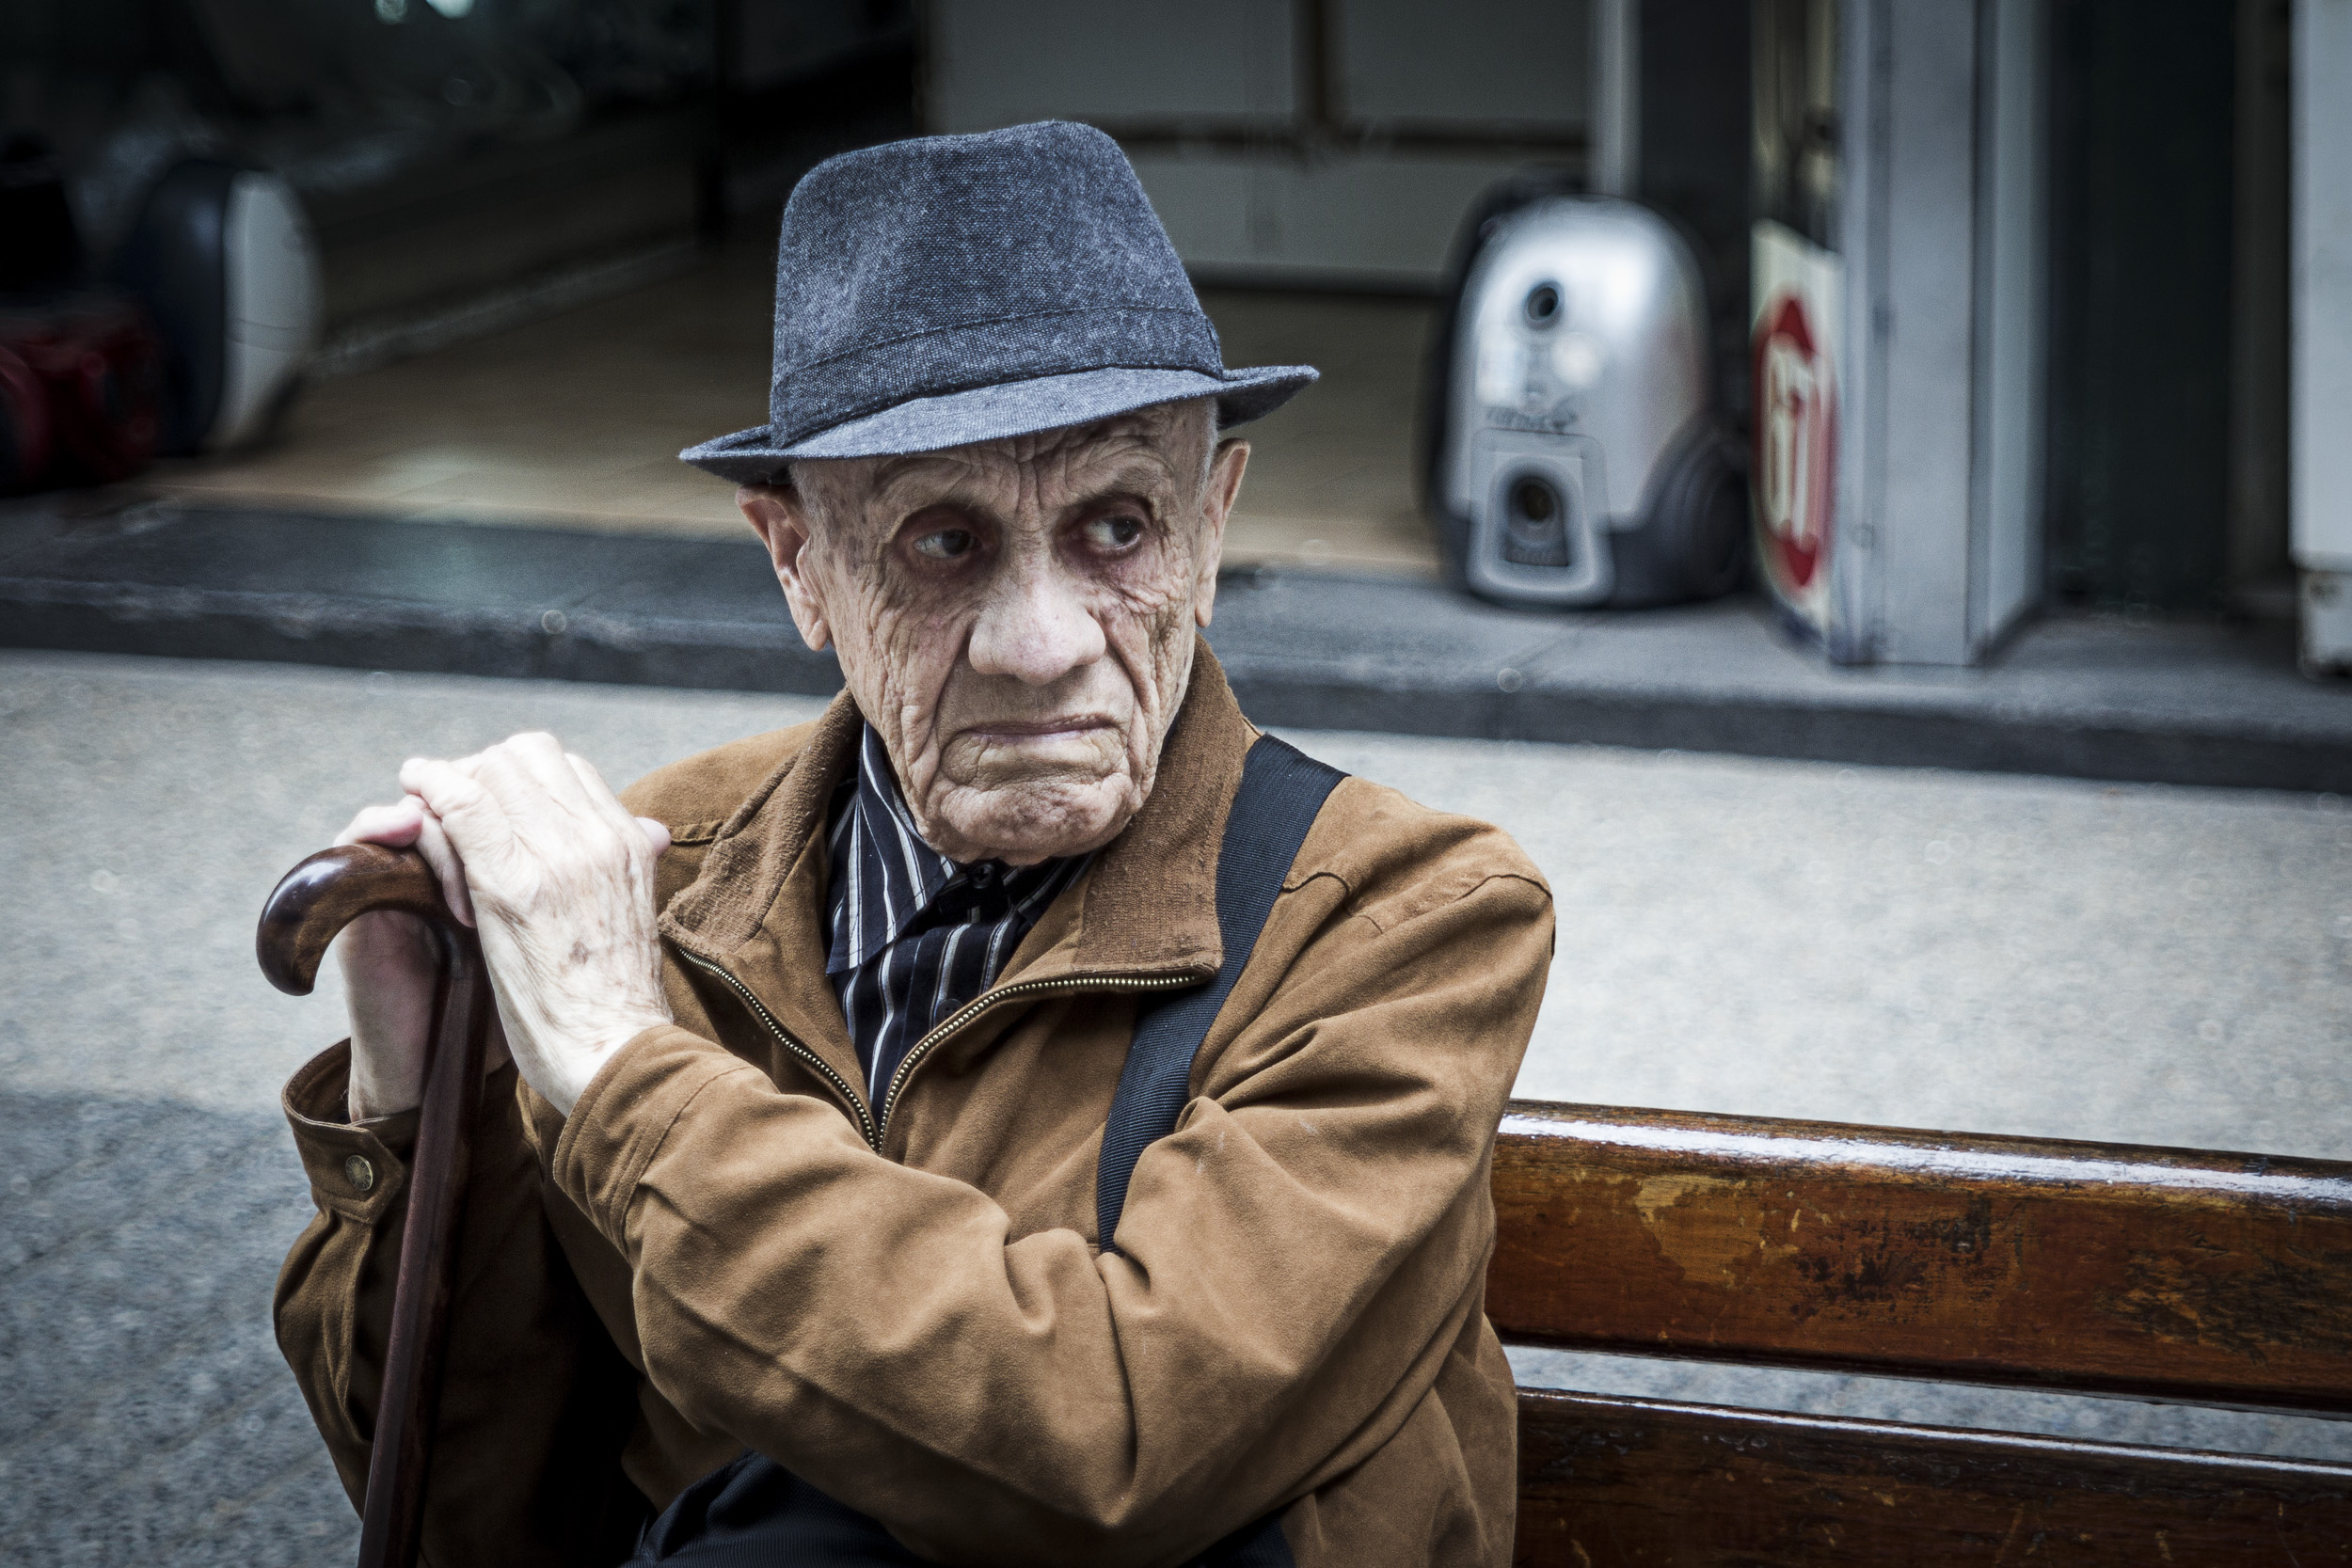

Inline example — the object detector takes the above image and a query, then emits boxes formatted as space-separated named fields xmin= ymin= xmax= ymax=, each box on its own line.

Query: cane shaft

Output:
xmin=357 ymin=926 xmax=488 ymax=1568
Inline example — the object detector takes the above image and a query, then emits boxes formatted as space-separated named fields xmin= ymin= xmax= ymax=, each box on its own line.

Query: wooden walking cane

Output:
xmin=258 ymin=843 xmax=493 ymax=1568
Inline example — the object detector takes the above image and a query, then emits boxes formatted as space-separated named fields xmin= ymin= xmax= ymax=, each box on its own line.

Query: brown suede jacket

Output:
xmin=275 ymin=647 xmax=1555 ymax=1568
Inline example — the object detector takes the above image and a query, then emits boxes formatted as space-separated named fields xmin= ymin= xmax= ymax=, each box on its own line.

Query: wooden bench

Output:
xmin=1487 ymin=1100 xmax=2352 ymax=1564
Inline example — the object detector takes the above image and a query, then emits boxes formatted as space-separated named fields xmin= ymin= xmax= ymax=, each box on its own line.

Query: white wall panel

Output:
xmin=1331 ymin=0 xmax=1588 ymax=131
xmin=1130 ymin=147 xmax=1540 ymax=289
xmin=923 ymin=0 xmax=1585 ymax=288
xmin=926 ymin=1 xmax=1296 ymax=131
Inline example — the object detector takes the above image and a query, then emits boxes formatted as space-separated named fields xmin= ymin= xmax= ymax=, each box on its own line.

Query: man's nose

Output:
xmin=965 ymin=552 xmax=1107 ymax=685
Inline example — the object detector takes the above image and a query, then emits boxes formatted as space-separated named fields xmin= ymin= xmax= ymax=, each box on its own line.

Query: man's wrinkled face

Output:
xmin=739 ymin=402 xmax=1248 ymax=864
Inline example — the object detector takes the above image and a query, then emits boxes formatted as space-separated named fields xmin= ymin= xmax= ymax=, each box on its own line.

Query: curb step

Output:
xmin=4 ymin=501 xmax=2346 ymax=794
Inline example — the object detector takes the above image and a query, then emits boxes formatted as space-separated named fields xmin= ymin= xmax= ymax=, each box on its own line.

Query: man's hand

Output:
xmin=334 ymin=795 xmax=500 ymax=1120
xmin=396 ymin=734 xmax=675 ymax=1118
xmin=335 ymin=734 xmax=673 ymax=1120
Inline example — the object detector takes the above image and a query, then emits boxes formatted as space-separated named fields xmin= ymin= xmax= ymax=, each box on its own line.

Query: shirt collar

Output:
xmin=827 ymin=725 xmax=957 ymax=973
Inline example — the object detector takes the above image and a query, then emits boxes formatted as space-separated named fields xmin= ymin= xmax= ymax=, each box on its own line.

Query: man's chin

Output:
xmin=928 ymin=774 xmax=1139 ymax=864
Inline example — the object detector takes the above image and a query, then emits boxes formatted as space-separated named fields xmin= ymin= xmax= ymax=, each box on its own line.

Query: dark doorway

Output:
xmin=2044 ymin=0 xmax=2237 ymax=613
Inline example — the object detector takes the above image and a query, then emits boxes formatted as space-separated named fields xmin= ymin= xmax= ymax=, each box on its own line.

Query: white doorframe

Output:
xmin=2293 ymin=0 xmax=2352 ymax=668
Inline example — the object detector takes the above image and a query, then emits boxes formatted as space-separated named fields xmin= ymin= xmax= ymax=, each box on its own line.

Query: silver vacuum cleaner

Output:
xmin=1431 ymin=195 xmax=1744 ymax=609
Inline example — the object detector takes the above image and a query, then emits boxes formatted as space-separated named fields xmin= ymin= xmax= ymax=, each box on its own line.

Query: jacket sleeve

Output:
xmin=547 ymin=863 xmax=1553 ymax=1568
xmin=273 ymin=1045 xmax=648 ymax=1566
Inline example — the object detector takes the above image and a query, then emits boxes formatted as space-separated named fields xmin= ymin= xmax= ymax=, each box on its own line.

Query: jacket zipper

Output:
xmin=683 ymin=950 xmax=1202 ymax=1154
xmin=875 ymin=972 xmax=1200 ymax=1141
xmin=681 ymin=949 xmax=880 ymax=1149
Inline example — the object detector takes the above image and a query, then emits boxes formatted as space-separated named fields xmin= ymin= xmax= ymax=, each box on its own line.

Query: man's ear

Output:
xmin=738 ymin=483 xmax=831 ymax=653
xmin=1193 ymin=438 xmax=1248 ymax=628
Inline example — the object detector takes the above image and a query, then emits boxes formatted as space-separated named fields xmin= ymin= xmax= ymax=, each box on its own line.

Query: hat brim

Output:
xmin=679 ymin=363 xmax=1317 ymax=483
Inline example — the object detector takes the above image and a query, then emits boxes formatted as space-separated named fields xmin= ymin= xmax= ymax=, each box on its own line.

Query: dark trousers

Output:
xmin=629 ymin=1450 xmax=1292 ymax=1567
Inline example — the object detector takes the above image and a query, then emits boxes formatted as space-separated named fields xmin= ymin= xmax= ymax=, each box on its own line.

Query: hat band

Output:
xmin=771 ymin=306 xmax=1225 ymax=449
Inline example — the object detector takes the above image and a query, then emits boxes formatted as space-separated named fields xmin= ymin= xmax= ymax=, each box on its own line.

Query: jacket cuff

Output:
xmin=282 ymin=1042 xmax=421 ymax=1226
xmin=551 ymin=1024 xmax=758 ymax=1248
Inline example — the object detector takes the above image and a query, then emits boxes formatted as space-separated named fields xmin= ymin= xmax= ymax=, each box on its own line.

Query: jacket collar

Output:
xmin=659 ymin=639 xmax=1256 ymax=1071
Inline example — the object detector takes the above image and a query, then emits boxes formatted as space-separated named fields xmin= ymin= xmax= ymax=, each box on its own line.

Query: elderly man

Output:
xmin=277 ymin=122 xmax=1552 ymax=1568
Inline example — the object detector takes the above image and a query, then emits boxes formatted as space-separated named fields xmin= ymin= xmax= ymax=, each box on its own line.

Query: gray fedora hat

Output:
xmin=680 ymin=121 xmax=1316 ymax=481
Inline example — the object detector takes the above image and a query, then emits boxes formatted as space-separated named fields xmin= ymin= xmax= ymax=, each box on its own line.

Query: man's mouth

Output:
xmin=961 ymin=715 xmax=1118 ymax=744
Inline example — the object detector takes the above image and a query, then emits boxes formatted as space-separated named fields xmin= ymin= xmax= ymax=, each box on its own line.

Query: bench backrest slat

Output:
xmin=1517 ymin=1387 xmax=2352 ymax=1565
xmin=1488 ymin=1100 xmax=2352 ymax=1413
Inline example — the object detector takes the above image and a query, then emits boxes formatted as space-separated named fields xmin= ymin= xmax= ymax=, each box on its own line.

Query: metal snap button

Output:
xmin=344 ymin=1153 xmax=376 ymax=1194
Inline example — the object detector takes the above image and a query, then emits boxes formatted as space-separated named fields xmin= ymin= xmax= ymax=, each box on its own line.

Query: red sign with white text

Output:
xmin=1751 ymin=223 xmax=1842 ymax=634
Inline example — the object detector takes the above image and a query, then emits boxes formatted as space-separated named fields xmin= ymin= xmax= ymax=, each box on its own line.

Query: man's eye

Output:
xmin=913 ymin=528 xmax=977 ymax=561
xmin=1084 ymin=515 xmax=1144 ymax=551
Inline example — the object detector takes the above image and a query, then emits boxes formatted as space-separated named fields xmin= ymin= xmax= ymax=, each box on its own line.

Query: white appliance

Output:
xmin=1432 ymin=196 xmax=1746 ymax=608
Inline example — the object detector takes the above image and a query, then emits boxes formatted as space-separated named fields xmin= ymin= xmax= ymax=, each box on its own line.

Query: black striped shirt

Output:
xmin=824 ymin=725 xmax=1090 ymax=1099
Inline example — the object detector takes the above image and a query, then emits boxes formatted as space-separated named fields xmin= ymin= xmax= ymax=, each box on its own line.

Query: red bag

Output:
xmin=0 ymin=293 xmax=165 ymax=491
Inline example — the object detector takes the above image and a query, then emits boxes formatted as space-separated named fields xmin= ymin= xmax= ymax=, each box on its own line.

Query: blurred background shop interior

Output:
xmin=1 ymin=0 xmax=2346 ymax=675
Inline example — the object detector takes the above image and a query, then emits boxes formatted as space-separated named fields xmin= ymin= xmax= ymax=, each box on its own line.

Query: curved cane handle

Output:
xmin=257 ymin=844 xmax=453 ymax=996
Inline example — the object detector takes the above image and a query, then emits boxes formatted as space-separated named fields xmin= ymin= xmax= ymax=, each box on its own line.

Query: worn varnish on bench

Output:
xmin=1487 ymin=1100 xmax=2352 ymax=1564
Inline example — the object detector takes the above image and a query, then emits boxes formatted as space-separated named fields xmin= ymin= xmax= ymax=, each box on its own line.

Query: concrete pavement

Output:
xmin=4 ymin=650 xmax=2347 ymax=1562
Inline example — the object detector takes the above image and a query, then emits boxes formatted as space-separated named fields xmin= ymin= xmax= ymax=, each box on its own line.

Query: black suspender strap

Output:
xmin=1095 ymin=734 xmax=1347 ymax=1255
